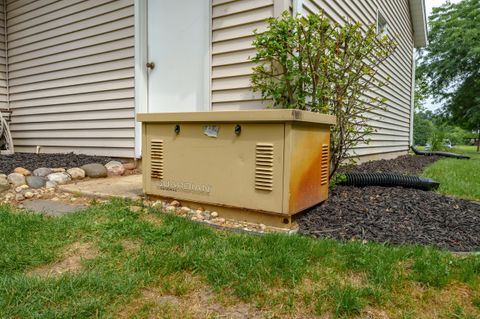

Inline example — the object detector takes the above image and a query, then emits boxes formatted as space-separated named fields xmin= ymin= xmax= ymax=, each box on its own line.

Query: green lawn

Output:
xmin=422 ymin=145 xmax=480 ymax=201
xmin=0 ymin=200 xmax=479 ymax=318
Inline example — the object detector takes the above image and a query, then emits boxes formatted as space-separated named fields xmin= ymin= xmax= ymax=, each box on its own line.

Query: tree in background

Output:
xmin=418 ymin=0 xmax=480 ymax=151
xmin=413 ymin=111 xmax=434 ymax=146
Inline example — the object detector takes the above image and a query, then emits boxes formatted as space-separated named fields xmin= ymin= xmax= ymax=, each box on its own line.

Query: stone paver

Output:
xmin=23 ymin=199 xmax=87 ymax=217
xmin=59 ymin=174 xmax=143 ymax=199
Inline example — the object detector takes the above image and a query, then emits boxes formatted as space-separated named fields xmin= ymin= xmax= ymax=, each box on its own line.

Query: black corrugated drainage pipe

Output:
xmin=342 ymin=172 xmax=440 ymax=191
xmin=411 ymin=146 xmax=470 ymax=159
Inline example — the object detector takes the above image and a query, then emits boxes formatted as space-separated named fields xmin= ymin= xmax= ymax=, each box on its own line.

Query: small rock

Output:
xmin=33 ymin=167 xmax=52 ymax=177
xmin=166 ymin=206 xmax=176 ymax=213
xmin=81 ymin=163 xmax=108 ymax=178
xmin=0 ymin=174 xmax=7 ymax=180
xmin=196 ymin=209 xmax=203 ymax=215
xmin=179 ymin=206 xmax=191 ymax=214
xmin=123 ymin=162 xmax=136 ymax=170
xmin=26 ymin=176 xmax=46 ymax=189
xmin=46 ymin=172 xmax=71 ymax=185
xmin=15 ymin=186 xmax=24 ymax=193
xmin=152 ymin=201 xmax=163 ymax=208
xmin=217 ymin=218 xmax=226 ymax=223
xmin=105 ymin=161 xmax=125 ymax=176
xmin=51 ymin=168 xmax=66 ymax=173
xmin=14 ymin=167 xmax=31 ymax=176
xmin=8 ymin=173 xmax=26 ymax=187
xmin=51 ymin=197 xmax=59 ymax=201
xmin=4 ymin=193 xmax=14 ymax=200
xmin=67 ymin=168 xmax=85 ymax=180
xmin=15 ymin=193 xmax=25 ymax=201
xmin=24 ymin=191 xmax=34 ymax=199
xmin=170 ymin=200 xmax=180 ymax=207
xmin=259 ymin=224 xmax=267 ymax=231
xmin=45 ymin=181 xmax=57 ymax=189
xmin=0 ymin=178 xmax=10 ymax=193
xmin=211 ymin=211 xmax=219 ymax=218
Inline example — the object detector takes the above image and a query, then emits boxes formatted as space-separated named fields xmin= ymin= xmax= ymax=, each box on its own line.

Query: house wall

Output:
xmin=301 ymin=0 xmax=414 ymax=157
xmin=210 ymin=0 xmax=414 ymax=158
xmin=1 ymin=0 xmax=414 ymax=159
xmin=211 ymin=0 xmax=274 ymax=111
xmin=6 ymin=0 xmax=135 ymax=157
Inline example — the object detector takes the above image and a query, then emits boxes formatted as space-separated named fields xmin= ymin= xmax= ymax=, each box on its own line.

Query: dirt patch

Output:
xmin=118 ymin=275 xmax=266 ymax=319
xmin=28 ymin=241 xmax=99 ymax=277
xmin=140 ymin=213 xmax=163 ymax=226
xmin=382 ymin=282 xmax=480 ymax=318
xmin=343 ymin=154 xmax=441 ymax=176
xmin=120 ymin=239 xmax=142 ymax=253
xmin=298 ymin=186 xmax=480 ymax=251
xmin=0 ymin=152 xmax=115 ymax=174
xmin=362 ymin=308 xmax=390 ymax=319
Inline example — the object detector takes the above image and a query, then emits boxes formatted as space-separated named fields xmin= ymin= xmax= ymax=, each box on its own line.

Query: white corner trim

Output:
xmin=409 ymin=49 xmax=416 ymax=146
xmin=134 ymin=0 xmax=148 ymax=159
xmin=293 ymin=0 xmax=303 ymax=15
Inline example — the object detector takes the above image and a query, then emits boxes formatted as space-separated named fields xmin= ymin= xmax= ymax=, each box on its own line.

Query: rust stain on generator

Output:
xmin=137 ymin=110 xmax=336 ymax=228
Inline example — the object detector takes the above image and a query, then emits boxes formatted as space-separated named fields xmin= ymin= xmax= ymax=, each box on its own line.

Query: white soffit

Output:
xmin=409 ymin=0 xmax=428 ymax=48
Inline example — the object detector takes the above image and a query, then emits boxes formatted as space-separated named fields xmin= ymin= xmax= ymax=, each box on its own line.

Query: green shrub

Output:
xmin=251 ymin=12 xmax=396 ymax=177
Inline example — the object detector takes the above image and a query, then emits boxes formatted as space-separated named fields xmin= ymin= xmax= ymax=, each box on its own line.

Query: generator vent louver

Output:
xmin=321 ymin=144 xmax=329 ymax=185
xmin=150 ymin=139 xmax=164 ymax=179
xmin=255 ymin=143 xmax=274 ymax=191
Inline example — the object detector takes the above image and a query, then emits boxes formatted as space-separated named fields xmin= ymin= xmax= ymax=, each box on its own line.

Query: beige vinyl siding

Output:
xmin=6 ymin=0 xmax=135 ymax=157
xmin=301 ymin=0 xmax=414 ymax=157
xmin=211 ymin=0 xmax=414 ymax=158
xmin=211 ymin=0 xmax=275 ymax=111
xmin=0 ymin=0 xmax=6 ymax=111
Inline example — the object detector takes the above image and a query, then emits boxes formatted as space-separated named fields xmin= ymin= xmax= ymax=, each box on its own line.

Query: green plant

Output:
xmin=329 ymin=173 xmax=347 ymax=189
xmin=251 ymin=12 xmax=396 ymax=177
xmin=317 ymin=284 xmax=374 ymax=317
xmin=430 ymin=125 xmax=447 ymax=151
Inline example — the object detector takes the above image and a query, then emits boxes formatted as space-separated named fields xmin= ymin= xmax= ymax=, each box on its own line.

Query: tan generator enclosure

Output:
xmin=137 ymin=110 xmax=336 ymax=227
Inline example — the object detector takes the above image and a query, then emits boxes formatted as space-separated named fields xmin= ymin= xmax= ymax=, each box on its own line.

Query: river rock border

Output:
xmin=0 ymin=161 xmax=136 ymax=202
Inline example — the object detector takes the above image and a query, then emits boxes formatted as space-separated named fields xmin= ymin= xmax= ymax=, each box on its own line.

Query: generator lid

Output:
xmin=137 ymin=109 xmax=336 ymax=125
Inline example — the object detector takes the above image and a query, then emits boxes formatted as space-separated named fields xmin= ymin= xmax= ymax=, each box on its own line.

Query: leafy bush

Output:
xmin=430 ymin=125 xmax=447 ymax=151
xmin=251 ymin=12 xmax=396 ymax=177
xmin=329 ymin=173 xmax=347 ymax=189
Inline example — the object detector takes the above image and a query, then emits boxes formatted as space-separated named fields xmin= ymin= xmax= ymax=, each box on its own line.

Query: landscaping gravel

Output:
xmin=0 ymin=153 xmax=113 ymax=174
xmin=298 ymin=186 xmax=480 ymax=251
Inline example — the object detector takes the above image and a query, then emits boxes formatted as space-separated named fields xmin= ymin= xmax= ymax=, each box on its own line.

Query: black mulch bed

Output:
xmin=0 ymin=153 xmax=114 ymax=174
xmin=298 ymin=154 xmax=480 ymax=251
xmin=343 ymin=154 xmax=441 ymax=175
xmin=298 ymin=186 xmax=480 ymax=251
